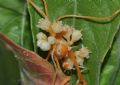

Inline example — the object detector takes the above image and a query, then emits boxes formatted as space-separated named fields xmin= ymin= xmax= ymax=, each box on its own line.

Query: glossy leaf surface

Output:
xmin=100 ymin=29 xmax=120 ymax=85
xmin=28 ymin=0 xmax=120 ymax=85
xmin=0 ymin=0 xmax=120 ymax=85
xmin=0 ymin=0 xmax=33 ymax=85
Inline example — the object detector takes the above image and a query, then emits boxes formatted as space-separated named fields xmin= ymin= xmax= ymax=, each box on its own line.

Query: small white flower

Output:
xmin=48 ymin=36 xmax=56 ymax=45
xmin=71 ymin=30 xmax=82 ymax=42
xmin=79 ymin=47 xmax=90 ymax=58
xmin=51 ymin=21 xmax=63 ymax=33
xmin=75 ymin=47 xmax=90 ymax=66
xmin=75 ymin=51 xmax=84 ymax=66
xmin=36 ymin=32 xmax=47 ymax=40
xmin=37 ymin=40 xmax=51 ymax=51
xmin=75 ymin=54 xmax=84 ymax=66
xmin=63 ymin=58 xmax=74 ymax=70
xmin=75 ymin=47 xmax=90 ymax=59
xmin=37 ymin=17 xmax=51 ymax=31
xmin=63 ymin=25 xmax=73 ymax=41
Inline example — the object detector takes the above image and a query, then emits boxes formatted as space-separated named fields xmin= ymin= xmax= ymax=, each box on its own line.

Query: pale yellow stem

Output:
xmin=56 ymin=8 xmax=120 ymax=22
xmin=51 ymin=48 xmax=57 ymax=70
xmin=46 ymin=50 xmax=51 ymax=60
xmin=28 ymin=0 xmax=46 ymax=18
xmin=41 ymin=0 xmax=48 ymax=16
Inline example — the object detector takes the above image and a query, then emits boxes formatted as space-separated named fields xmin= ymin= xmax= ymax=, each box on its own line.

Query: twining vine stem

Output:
xmin=56 ymin=8 xmax=120 ymax=22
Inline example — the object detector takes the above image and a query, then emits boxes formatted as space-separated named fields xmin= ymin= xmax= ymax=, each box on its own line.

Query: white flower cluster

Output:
xmin=36 ymin=32 xmax=56 ymax=51
xmin=63 ymin=46 xmax=90 ymax=70
xmin=37 ymin=17 xmax=51 ymax=31
xmin=36 ymin=17 xmax=90 ymax=71
xmin=75 ymin=46 xmax=90 ymax=66
xmin=37 ymin=18 xmax=82 ymax=45
xmin=52 ymin=21 xmax=63 ymax=33
xmin=37 ymin=18 xmax=63 ymax=33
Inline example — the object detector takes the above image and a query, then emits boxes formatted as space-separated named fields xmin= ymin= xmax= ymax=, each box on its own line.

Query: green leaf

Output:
xmin=100 ymin=29 xmax=120 ymax=85
xmin=0 ymin=0 xmax=33 ymax=85
xmin=28 ymin=0 xmax=120 ymax=85
xmin=114 ymin=70 xmax=120 ymax=85
xmin=0 ymin=42 xmax=20 ymax=85
xmin=27 ymin=0 xmax=42 ymax=51
xmin=0 ymin=0 xmax=33 ymax=49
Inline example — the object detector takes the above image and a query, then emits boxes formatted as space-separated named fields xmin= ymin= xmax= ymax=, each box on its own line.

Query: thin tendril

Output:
xmin=51 ymin=48 xmax=57 ymax=70
xmin=42 ymin=0 xmax=48 ymax=16
xmin=56 ymin=8 xmax=120 ymax=22
xmin=46 ymin=50 xmax=51 ymax=60
xmin=54 ymin=55 xmax=62 ymax=71
xmin=28 ymin=0 xmax=46 ymax=18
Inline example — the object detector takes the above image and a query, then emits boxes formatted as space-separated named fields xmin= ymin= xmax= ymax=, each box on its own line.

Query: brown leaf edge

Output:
xmin=0 ymin=32 xmax=71 ymax=85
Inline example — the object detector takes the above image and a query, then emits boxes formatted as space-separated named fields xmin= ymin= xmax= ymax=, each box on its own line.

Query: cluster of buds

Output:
xmin=36 ymin=32 xmax=56 ymax=51
xmin=36 ymin=17 xmax=90 ymax=71
xmin=37 ymin=17 xmax=51 ymax=31
xmin=37 ymin=17 xmax=82 ymax=44
xmin=63 ymin=46 xmax=90 ymax=70
xmin=75 ymin=46 xmax=90 ymax=66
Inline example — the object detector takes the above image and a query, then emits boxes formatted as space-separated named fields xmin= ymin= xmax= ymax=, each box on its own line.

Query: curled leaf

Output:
xmin=0 ymin=32 xmax=71 ymax=85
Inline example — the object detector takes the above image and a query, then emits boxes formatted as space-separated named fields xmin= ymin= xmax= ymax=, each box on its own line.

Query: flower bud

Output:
xmin=37 ymin=40 xmax=51 ymax=51
xmin=37 ymin=18 xmax=51 ymax=31
xmin=75 ymin=47 xmax=90 ymax=59
xmin=78 ymin=58 xmax=84 ymax=66
xmin=36 ymin=32 xmax=47 ymax=40
xmin=51 ymin=21 xmax=63 ymax=33
xmin=63 ymin=58 xmax=74 ymax=70
xmin=63 ymin=25 xmax=73 ymax=41
xmin=79 ymin=47 xmax=90 ymax=58
xmin=75 ymin=52 xmax=84 ymax=66
xmin=75 ymin=47 xmax=90 ymax=66
xmin=48 ymin=36 xmax=56 ymax=44
xmin=71 ymin=30 xmax=82 ymax=42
